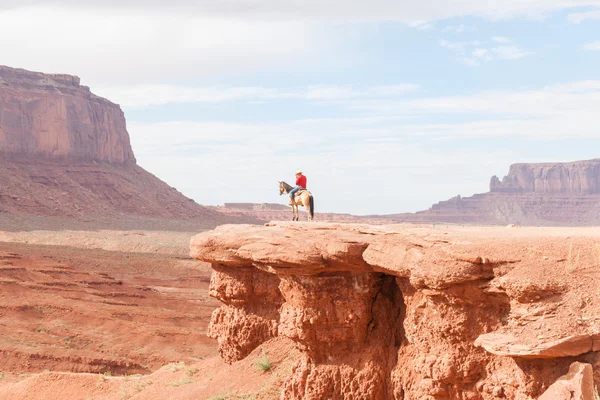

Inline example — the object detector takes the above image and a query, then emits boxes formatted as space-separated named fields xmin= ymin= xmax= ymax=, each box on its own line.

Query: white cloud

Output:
xmin=493 ymin=45 xmax=532 ymax=60
xmin=440 ymin=40 xmax=481 ymax=55
xmin=568 ymin=9 xmax=600 ymax=23
xmin=0 ymin=2 xmax=590 ymax=86
xmin=583 ymin=40 xmax=600 ymax=50
xmin=0 ymin=6 xmax=327 ymax=85
xmin=442 ymin=24 xmax=476 ymax=33
xmin=441 ymin=38 xmax=531 ymax=64
xmin=2 ymin=0 xmax=600 ymax=21
xmin=407 ymin=20 xmax=434 ymax=30
xmin=95 ymin=84 xmax=420 ymax=108
xmin=473 ymin=48 xmax=491 ymax=59
xmin=369 ymin=84 xmax=421 ymax=96
xmin=344 ymin=80 xmax=600 ymax=118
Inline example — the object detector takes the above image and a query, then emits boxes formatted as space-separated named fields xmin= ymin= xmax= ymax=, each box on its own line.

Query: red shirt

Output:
xmin=296 ymin=175 xmax=307 ymax=188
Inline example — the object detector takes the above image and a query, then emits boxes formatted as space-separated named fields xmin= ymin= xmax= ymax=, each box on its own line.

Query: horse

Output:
xmin=278 ymin=181 xmax=314 ymax=221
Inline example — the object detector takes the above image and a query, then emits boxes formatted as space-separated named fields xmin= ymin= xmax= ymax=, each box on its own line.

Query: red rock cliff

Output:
xmin=490 ymin=159 xmax=600 ymax=194
xmin=0 ymin=65 xmax=259 ymax=226
xmin=191 ymin=222 xmax=600 ymax=400
xmin=0 ymin=65 xmax=135 ymax=164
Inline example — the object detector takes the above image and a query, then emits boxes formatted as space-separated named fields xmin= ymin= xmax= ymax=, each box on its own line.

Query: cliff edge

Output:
xmin=191 ymin=222 xmax=600 ymax=399
xmin=0 ymin=65 xmax=256 ymax=227
xmin=0 ymin=65 xmax=135 ymax=164
xmin=491 ymin=159 xmax=600 ymax=194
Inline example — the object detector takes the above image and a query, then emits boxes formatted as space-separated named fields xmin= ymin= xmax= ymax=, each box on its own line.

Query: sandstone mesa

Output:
xmin=191 ymin=222 xmax=600 ymax=399
xmin=385 ymin=159 xmax=600 ymax=226
xmin=0 ymin=65 xmax=252 ymax=227
xmin=0 ymin=65 xmax=134 ymax=164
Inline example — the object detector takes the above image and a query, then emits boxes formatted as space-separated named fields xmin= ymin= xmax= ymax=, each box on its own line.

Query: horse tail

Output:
xmin=309 ymin=195 xmax=314 ymax=219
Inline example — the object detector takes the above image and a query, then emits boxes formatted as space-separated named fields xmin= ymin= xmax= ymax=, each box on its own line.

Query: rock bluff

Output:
xmin=0 ymin=65 xmax=135 ymax=164
xmin=191 ymin=222 xmax=600 ymax=399
xmin=490 ymin=159 xmax=600 ymax=194
xmin=0 ymin=65 xmax=243 ymax=225
xmin=387 ymin=159 xmax=600 ymax=226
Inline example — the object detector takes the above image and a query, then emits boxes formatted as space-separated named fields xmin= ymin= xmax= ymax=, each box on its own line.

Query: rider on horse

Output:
xmin=289 ymin=171 xmax=307 ymax=199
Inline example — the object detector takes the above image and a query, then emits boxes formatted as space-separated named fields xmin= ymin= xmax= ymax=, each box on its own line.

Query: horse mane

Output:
xmin=281 ymin=181 xmax=293 ymax=191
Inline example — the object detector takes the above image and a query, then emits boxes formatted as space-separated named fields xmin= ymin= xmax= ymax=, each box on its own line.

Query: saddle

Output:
xmin=293 ymin=188 xmax=308 ymax=197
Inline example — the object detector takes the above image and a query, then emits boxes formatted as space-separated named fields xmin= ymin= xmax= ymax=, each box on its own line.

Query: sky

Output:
xmin=1 ymin=1 xmax=600 ymax=215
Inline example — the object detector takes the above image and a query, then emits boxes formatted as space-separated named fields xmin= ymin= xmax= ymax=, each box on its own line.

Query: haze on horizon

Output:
xmin=2 ymin=0 xmax=599 ymax=215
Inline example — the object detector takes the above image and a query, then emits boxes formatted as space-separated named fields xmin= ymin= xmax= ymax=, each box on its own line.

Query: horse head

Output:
xmin=278 ymin=181 xmax=285 ymax=196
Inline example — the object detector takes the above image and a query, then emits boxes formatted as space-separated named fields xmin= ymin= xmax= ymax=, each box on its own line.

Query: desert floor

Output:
xmin=0 ymin=228 xmax=226 ymax=392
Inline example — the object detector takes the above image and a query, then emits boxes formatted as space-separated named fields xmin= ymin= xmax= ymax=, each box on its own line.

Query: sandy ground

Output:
xmin=0 ymin=229 xmax=221 ymax=380
xmin=0 ymin=227 xmax=301 ymax=400
xmin=0 ymin=229 xmax=196 ymax=257
xmin=3 ymin=223 xmax=600 ymax=399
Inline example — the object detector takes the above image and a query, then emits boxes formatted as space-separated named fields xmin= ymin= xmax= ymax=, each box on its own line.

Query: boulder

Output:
xmin=538 ymin=362 xmax=596 ymax=400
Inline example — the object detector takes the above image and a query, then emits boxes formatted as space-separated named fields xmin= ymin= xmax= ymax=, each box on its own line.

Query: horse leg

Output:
xmin=301 ymin=196 xmax=312 ymax=221
xmin=305 ymin=197 xmax=312 ymax=222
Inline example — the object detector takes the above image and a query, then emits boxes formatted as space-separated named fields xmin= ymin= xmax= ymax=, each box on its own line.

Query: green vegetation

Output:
xmin=254 ymin=349 xmax=271 ymax=372
xmin=169 ymin=376 xmax=193 ymax=387
xmin=164 ymin=361 xmax=185 ymax=372
xmin=207 ymin=394 xmax=256 ymax=400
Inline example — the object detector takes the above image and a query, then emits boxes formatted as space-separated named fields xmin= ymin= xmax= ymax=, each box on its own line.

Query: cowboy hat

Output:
xmin=295 ymin=170 xmax=303 ymax=174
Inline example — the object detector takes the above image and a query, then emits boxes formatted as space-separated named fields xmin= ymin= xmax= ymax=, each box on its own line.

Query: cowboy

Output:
xmin=289 ymin=171 xmax=307 ymax=199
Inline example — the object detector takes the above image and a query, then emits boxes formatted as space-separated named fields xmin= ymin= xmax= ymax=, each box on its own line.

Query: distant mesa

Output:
xmin=490 ymin=159 xmax=600 ymax=194
xmin=222 ymin=202 xmax=290 ymax=211
xmin=0 ymin=65 xmax=256 ymax=228
xmin=0 ymin=65 xmax=135 ymax=164
xmin=386 ymin=159 xmax=600 ymax=226
xmin=3 ymin=64 xmax=598 ymax=227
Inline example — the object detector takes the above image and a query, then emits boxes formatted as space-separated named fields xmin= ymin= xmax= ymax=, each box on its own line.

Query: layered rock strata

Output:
xmin=387 ymin=159 xmax=600 ymax=226
xmin=191 ymin=222 xmax=600 ymax=399
xmin=0 ymin=65 xmax=134 ymax=164
xmin=0 ymin=65 xmax=238 ymax=224
xmin=490 ymin=159 xmax=600 ymax=194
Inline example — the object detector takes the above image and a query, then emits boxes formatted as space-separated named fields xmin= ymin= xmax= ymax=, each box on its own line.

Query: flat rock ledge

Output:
xmin=190 ymin=222 xmax=600 ymax=399
xmin=475 ymin=333 xmax=600 ymax=359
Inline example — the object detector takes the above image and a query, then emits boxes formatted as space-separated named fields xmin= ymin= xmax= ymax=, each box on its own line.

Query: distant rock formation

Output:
xmin=222 ymin=202 xmax=290 ymax=211
xmin=490 ymin=159 xmax=600 ymax=194
xmin=0 ymin=65 xmax=135 ymax=164
xmin=385 ymin=159 xmax=600 ymax=226
xmin=0 ymin=65 xmax=255 ymax=227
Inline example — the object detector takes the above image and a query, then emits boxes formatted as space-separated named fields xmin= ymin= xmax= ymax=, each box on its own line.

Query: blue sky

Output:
xmin=1 ymin=1 xmax=600 ymax=214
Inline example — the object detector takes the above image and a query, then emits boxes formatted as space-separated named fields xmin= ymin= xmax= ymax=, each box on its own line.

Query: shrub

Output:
xmin=169 ymin=376 xmax=192 ymax=387
xmin=254 ymin=349 xmax=271 ymax=372
xmin=165 ymin=361 xmax=185 ymax=372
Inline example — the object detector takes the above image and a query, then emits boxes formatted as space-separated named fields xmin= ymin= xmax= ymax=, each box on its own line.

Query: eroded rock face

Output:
xmin=207 ymin=265 xmax=282 ymax=362
xmin=490 ymin=160 xmax=600 ymax=194
xmin=0 ymin=65 xmax=244 ymax=224
xmin=191 ymin=222 xmax=600 ymax=399
xmin=0 ymin=65 xmax=134 ymax=164
xmin=538 ymin=362 xmax=596 ymax=400
xmin=387 ymin=159 xmax=600 ymax=226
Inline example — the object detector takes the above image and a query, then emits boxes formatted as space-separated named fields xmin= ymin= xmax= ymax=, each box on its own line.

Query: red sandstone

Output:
xmin=189 ymin=222 xmax=600 ymax=399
